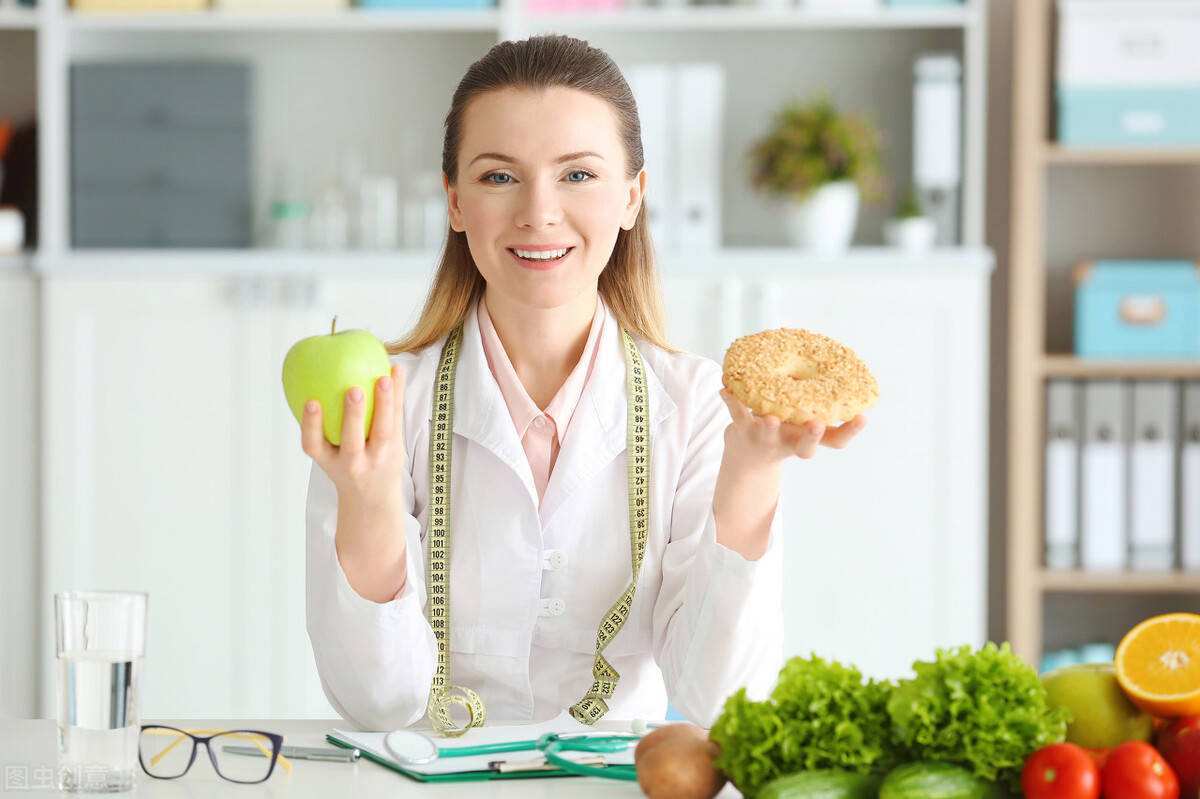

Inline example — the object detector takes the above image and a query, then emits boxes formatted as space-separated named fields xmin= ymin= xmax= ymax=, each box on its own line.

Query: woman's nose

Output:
xmin=515 ymin=179 xmax=563 ymax=228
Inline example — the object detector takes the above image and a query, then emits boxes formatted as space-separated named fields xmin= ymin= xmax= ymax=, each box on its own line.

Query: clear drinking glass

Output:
xmin=55 ymin=591 xmax=148 ymax=793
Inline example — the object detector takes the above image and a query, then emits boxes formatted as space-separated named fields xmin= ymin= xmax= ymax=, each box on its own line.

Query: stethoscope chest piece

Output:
xmin=383 ymin=730 xmax=439 ymax=766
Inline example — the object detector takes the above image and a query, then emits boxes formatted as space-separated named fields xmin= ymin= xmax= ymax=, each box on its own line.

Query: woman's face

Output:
xmin=445 ymin=86 xmax=645 ymax=311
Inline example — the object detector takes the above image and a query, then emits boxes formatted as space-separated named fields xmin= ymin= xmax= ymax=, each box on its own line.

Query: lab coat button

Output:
xmin=542 ymin=549 xmax=567 ymax=571
xmin=539 ymin=598 xmax=566 ymax=617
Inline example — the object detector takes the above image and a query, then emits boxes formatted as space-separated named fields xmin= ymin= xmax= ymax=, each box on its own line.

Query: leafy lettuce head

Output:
xmin=886 ymin=641 xmax=1069 ymax=792
xmin=709 ymin=654 xmax=902 ymax=797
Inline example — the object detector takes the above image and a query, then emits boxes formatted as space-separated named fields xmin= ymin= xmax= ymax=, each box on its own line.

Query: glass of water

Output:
xmin=55 ymin=590 xmax=148 ymax=793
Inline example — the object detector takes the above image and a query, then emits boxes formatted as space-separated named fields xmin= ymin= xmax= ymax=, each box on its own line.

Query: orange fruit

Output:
xmin=1115 ymin=613 xmax=1200 ymax=718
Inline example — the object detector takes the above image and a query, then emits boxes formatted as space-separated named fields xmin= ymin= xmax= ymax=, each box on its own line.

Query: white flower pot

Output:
xmin=782 ymin=180 xmax=860 ymax=253
xmin=883 ymin=215 xmax=938 ymax=252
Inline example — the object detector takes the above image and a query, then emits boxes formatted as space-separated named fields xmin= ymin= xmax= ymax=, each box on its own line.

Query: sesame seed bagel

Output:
xmin=722 ymin=328 xmax=879 ymax=425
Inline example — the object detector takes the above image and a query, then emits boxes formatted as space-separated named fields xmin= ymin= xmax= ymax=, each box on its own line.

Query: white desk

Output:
xmin=1 ymin=718 xmax=744 ymax=797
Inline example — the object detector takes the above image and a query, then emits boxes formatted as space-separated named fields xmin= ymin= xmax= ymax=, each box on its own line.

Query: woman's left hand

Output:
xmin=719 ymin=388 xmax=867 ymax=465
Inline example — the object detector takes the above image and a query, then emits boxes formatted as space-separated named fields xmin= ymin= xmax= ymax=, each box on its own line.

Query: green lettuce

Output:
xmin=886 ymin=642 xmax=1070 ymax=792
xmin=709 ymin=655 xmax=903 ymax=798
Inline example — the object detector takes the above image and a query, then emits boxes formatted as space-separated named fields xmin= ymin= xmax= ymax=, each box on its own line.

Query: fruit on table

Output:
xmin=634 ymin=723 xmax=726 ymax=799
xmin=1021 ymin=743 xmax=1100 ymax=799
xmin=1101 ymin=741 xmax=1179 ymax=799
xmin=1156 ymin=716 xmax=1200 ymax=796
xmin=756 ymin=769 xmax=883 ymax=799
xmin=878 ymin=762 xmax=1005 ymax=799
xmin=1115 ymin=613 xmax=1200 ymax=718
xmin=1041 ymin=663 xmax=1155 ymax=749
xmin=281 ymin=316 xmax=391 ymax=446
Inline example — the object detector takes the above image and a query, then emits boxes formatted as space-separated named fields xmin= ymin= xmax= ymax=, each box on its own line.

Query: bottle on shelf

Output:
xmin=912 ymin=52 xmax=962 ymax=246
xmin=262 ymin=165 xmax=310 ymax=250
xmin=308 ymin=181 xmax=351 ymax=250
xmin=357 ymin=175 xmax=400 ymax=250
xmin=403 ymin=171 xmax=446 ymax=252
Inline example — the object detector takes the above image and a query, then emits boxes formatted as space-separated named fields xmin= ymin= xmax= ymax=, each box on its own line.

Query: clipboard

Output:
xmin=325 ymin=715 xmax=641 ymax=783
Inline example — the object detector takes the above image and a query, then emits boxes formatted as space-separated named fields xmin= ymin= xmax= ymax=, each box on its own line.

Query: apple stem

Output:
xmin=331 ymin=316 xmax=337 ymax=335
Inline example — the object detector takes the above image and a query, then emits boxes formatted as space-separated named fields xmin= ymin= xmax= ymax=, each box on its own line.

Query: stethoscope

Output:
xmin=382 ymin=719 xmax=667 ymax=781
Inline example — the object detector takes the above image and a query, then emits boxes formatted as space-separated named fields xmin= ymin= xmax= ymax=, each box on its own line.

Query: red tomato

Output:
xmin=1157 ymin=717 xmax=1200 ymax=797
xmin=1102 ymin=741 xmax=1180 ymax=799
xmin=1022 ymin=743 xmax=1101 ymax=799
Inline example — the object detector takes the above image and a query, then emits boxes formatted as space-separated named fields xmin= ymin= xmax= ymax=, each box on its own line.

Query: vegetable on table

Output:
xmin=756 ymin=769 xmax=882 ymax=799
xmin=633 ymin=723 xmax=727 ymax=799
xmin=878 ymin=761 xmax=1005 ymax=799
xmin=1020 ymin=743 xmax=1100 ymax=799
xmin=1101 ymin=741 xmax=1179 ymax=799
xmin=708 ymin=655 xmax=902 ymax=798
xmin=1156 ymin=716 xmax=1200 ymax=796
xmin=886 ymin=642 xmax=1070 ymax=793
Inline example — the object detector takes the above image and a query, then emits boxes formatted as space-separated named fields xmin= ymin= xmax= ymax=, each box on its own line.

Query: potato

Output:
xmin=634 ymin=723 xmax=705 ymax=762
xmin=635 ymin=729 xmax=727 ymax=799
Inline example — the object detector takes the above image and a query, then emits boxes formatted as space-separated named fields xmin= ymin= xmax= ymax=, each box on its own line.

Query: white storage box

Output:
xmin=1058 ymin=0 xmax=1200 ymax=87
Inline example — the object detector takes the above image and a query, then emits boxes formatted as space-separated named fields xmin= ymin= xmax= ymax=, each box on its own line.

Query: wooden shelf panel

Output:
xmin=1042 ymin=570 xmax=1200 ymax=593
xmin=1044 ymin=144 xmax=1200 ymax=166
xmin=1042 ymin=355 xmax=1200 ymax=380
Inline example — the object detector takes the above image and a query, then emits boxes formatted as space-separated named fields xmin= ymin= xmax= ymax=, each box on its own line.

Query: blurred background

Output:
xmin=1 ymin=0 xmax=1198 ymax=721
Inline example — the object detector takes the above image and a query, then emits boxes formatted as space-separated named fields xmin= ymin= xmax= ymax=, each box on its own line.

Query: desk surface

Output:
xmin=2 ymin=718 xmax=744 ymax=797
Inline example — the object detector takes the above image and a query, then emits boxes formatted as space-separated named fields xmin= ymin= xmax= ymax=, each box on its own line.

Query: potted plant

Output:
xmin=747 ymin=95 xmax=885 ymax=253
xmin=883 ymin=187 xmax=937 ymax=251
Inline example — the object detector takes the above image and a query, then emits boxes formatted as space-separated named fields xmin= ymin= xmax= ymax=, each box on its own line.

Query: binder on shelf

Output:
xmin=1081 ymin=380 xmax=1128 ymax=572
xmin=624 ymin=63 xmax=673 ymax=252
xmin=674 ymin=63 xmax=723 ymax=251
xmin=1183 ymin=382 xmax=1200 ymax=571
xmin=1129 ymin=381 xmax=1177 ymax=571
xmin=1044 ymin=379 xmax=1081 ymax=570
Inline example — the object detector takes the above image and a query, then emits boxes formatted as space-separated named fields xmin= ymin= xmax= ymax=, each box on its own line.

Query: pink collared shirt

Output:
xmin=476 ymin=298 xmax=606 ymax=504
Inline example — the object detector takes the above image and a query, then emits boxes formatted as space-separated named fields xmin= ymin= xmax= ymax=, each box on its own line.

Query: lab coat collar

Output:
xmin=451 ymin=297 xmax=677 ymax=526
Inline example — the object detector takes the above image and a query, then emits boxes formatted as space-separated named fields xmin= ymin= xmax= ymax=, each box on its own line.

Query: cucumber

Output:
xmin=879 ymin=762 xmax=1004 ymax=799
xmin=756 ymin=769 xmax=883 ymax=799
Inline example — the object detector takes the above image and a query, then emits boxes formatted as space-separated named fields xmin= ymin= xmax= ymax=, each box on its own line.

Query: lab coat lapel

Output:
xmin=538 ymin=302 xmax=676 ymax=529
xmin=450 ymin=303 xmax=540 ymax=509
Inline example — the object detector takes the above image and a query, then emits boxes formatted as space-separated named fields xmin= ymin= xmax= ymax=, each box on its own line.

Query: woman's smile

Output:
xmin=507 ymin=246 xmax=575 ymax=270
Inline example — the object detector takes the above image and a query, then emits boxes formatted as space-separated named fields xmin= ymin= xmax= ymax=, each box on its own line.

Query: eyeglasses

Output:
xmin=138 ymin=726 xmax=293 ymax=784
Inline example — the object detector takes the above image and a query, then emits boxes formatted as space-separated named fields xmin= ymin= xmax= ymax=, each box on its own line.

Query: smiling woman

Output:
xmin=300 ymin=33 xmax=865 ymax=743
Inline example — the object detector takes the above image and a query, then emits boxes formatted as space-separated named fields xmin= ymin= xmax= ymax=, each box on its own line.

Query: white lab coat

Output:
xmin=305 ymin=298 xmax=784 ymax=731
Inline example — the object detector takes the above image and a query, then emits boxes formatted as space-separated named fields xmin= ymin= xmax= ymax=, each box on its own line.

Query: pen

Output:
xmin=222 ymin=744 xmax=360 ymax=762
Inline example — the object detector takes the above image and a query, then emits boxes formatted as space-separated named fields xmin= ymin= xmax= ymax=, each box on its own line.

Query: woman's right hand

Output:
xmin=301 ymin=362 xmax=408 ymax=513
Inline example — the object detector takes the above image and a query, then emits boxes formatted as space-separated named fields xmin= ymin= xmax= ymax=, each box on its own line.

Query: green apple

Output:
xmin=1041 ymin=662 xmax=1155 ymax=749
xmin=282 ymin=316 xmax=391 ymax=446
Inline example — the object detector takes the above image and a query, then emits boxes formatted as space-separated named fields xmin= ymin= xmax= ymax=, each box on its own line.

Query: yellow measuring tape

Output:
xmin=424 ymin=321 xmax=650 ymax=737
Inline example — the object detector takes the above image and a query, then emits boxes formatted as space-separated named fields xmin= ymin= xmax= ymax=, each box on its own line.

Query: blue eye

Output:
xmin=481 ymin=170 xmax=596 ymax=185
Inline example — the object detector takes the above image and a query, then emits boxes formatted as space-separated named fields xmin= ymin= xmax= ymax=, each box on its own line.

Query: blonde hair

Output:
xmin=387 ymin=33 xmax=674 ymax=355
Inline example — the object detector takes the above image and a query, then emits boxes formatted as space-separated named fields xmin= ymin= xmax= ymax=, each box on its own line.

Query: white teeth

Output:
xmin=513 ymin=247 xmax=569 ymax=260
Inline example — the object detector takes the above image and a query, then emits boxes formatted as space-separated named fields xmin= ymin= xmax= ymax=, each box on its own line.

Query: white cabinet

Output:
xmin=663 ymin=249 xmax=992 ymax=680
xmin=39 ymin=270 xmax=431 ymax=719
xmin=690 ymin=252 xmax=990 ymax=680
xmin=0 ymin=271 xmax=38 ymax=719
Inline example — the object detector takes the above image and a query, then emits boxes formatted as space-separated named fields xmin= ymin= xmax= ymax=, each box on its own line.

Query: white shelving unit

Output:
xmin=11 ymin=0 xmax=989 ymax=266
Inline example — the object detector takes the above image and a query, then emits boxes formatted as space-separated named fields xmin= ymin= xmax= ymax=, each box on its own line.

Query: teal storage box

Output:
xmin=1057 ymin=87 xmax=1200 ymax=147
xmin=1074 ymin=260 xmax=1200 ymax=358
